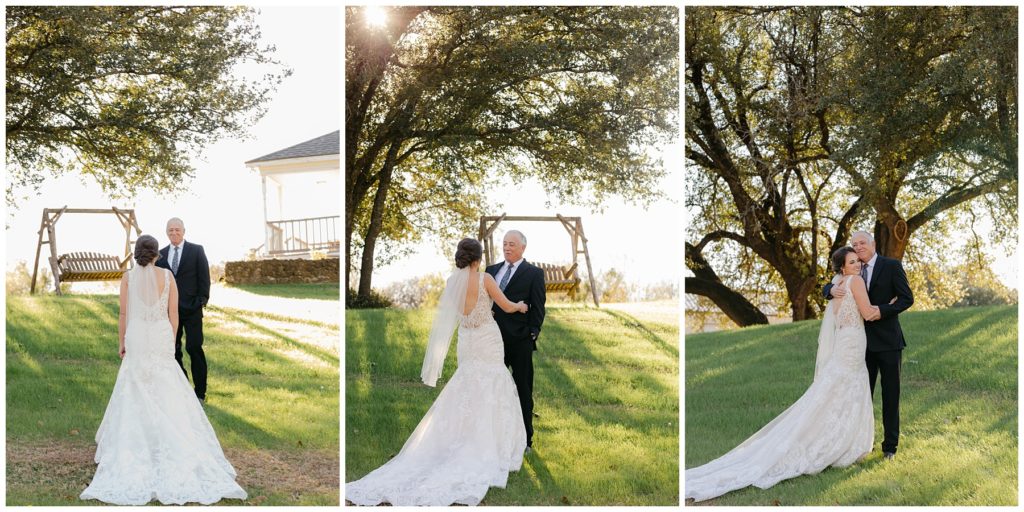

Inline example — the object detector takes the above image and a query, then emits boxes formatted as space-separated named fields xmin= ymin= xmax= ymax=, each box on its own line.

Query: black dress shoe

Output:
xmin=883 ymin=451 xmax=895 ymax=460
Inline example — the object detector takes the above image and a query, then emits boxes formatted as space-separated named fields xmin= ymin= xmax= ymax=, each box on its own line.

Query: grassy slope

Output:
xmin=685 ymin=305 xmax=1017 ymax=505
xmin=6 ymin=294 xmax=340 ymax=505
xmin=346 ymin=305 xmax=680 ymax=505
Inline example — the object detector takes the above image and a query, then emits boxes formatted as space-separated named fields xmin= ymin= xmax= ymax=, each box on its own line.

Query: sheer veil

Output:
xmin=128 ymin=262 xmax=163 ymax=309
xmin=420 ymin=266 xmax=470 ymax=387
xmin=813 ymin=274 xmax=843 ymax=381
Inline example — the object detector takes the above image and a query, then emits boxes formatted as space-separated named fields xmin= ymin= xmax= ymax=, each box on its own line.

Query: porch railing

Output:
xmin=266 ymin=215 xmax=340 ymax=256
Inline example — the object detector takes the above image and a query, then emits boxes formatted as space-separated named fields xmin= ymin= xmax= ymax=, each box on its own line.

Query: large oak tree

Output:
xmin=346 ymin=6 xmax=678 ymax=300
xmin=6 ymin=6 xmax=288 ymax=205
xmin=685 ymin=6 xmax=1016 ymax=326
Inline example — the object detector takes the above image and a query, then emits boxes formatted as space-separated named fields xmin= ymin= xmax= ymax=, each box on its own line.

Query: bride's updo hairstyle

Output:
xmin=455 ymin=238 xmax=483 ymax=269
xmin=134 ymin=235 xmax=160 ymax=267
xmin=831 ymin=246 xmax=856 ymax=274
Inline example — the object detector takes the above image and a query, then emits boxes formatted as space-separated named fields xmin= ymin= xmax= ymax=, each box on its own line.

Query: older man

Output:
xmin=155 ymin=217 xmax=211 ymax=402
xmin=486 ymin=230 xmax=546 ymax=450
xmin=824 ymin=231 xmax=914 ymax=460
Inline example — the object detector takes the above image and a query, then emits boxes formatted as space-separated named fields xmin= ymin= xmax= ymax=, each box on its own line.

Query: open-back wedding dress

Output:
xmin=685 ymin=276 xmax=874 ymax=502
xmin=81 ymin=264 xmax=246 ymax=505
xmin=346 ymin=269 xmax=526 ymax=506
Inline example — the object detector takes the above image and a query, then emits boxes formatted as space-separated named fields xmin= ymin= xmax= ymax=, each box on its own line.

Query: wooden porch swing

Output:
xmin=31 ymin=207 xmax=142 ymax=295
xmin=478 ymin=214 xmax=600 ymax=307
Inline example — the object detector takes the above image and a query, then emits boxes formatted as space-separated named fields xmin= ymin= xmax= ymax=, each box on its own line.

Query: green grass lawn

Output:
xmin=685 ymin=305 xmax=1017 ymax=505
xmin=6 ymin=294 xmax=340 ymax=505
xmin=224 ymin=282 xmax=339 ymax=300
xmin=346 ymin=304 xmax=680 ymax=505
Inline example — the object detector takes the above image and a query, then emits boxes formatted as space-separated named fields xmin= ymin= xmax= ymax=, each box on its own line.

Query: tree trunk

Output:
xmin=356 ymin=141 xmax=400 ymax=299
xmin=686 ymin=277 xmax=770 ymax=327
xmin=873 ymin=203 xmax=910 ymax=259
xmin=686 ymin=242 xmax=769 ymax=327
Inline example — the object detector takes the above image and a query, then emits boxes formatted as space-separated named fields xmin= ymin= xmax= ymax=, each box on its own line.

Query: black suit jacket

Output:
xmin=487 ymin=260 xmax=546 ymax=350
xmin=156 ymin=240 xmax=210 ymax=317
xmin=824 ymin=255 xmax=914 ymax=352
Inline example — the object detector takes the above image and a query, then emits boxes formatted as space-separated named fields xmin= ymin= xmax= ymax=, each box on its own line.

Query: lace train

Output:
xmin=347 ymin=272 xmax=526 ymax=506
xmin=685 ymin=277 xmax=873 ymax=502
xmin=80 ymin=267 xmax=246 ymax=505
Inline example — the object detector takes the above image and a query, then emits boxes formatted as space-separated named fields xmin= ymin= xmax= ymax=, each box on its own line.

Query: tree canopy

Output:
xmin=6 ymin=6 xmax=289 ymax=206
xmin=346 ymin=6 xmax=679 ymax=299
xmin=685 ymin=6 xmax=1017 ymax=326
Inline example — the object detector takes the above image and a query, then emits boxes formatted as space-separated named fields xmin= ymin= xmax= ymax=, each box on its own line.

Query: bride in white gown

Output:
xmin=685 ymin=247 xmax=879 ymax=502
xmin=80 ymin=235 xmax=246 ymax=505
xmin=346 ymin=238 xmax=529 ymax=506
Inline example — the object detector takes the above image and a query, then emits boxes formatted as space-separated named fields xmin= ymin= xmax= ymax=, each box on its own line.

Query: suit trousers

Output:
xmin=866 ymin=348 xmax=901 ymax=453
xmin=504 ymin=336 xmax=534 ymax=446
xmin=175 ymin=311 xmax=207 ymax=399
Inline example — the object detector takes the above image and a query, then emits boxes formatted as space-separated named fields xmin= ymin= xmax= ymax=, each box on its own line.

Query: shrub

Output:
xmin=346 ymin=288 xmax=393 ymax=309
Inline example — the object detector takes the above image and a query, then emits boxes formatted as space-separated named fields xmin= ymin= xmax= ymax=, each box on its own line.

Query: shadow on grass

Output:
xmin=684 ymin=305 xmax=1017 ymax=505
xmin=215 ymin=307 xmax=338 ymax=366
xmin=346 ymin=307 xmax=679 ymax=504
xmin=8 ymin=295 xmax=338 ymax=450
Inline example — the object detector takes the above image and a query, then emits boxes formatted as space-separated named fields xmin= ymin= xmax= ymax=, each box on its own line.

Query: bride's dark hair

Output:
xmin=455 ymin=238 xmax=483 ymax=269
xmin=134 ymin=235 xmax=160 ymax=267
xmin=831 ymin=246 xmax=856 ymax=274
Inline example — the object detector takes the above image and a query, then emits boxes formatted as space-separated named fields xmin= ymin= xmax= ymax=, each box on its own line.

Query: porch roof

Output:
xmin=245 ymin=130 xmax=339 ymax=164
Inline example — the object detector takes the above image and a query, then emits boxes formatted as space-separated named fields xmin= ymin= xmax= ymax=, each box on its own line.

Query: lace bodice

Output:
xmin=834 ymin=277 xmax=862 ymax=328
xmin=460 ymin=273 xmax=494 ymax=328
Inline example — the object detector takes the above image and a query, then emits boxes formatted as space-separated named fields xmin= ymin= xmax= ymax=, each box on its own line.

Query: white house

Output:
xmin=245 ymin=131 xmax=340 ymax=259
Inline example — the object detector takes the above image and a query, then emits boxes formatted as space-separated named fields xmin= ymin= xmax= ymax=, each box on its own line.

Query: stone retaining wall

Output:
xmin=223 ymin=258 xmax=339 ymax=284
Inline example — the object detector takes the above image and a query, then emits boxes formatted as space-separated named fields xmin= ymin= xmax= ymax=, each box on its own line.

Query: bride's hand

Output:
xmin=517 ymin=301 xmax=528 ymax=313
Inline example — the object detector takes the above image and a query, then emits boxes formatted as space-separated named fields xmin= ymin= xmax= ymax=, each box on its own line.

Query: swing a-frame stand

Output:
xmin=478 ymin=214 xmax=600 ymax=307
xmin=31 ymin=207 xmax=142 ymax=295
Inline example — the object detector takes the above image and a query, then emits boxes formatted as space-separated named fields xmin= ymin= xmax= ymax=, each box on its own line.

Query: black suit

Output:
xmin=824 ymin=254 xmax=913 ymax=453
xmin=487 ymin=259 xmax=546 ymax=446
xmin=156 ymin=240 xmax=211 ymax=399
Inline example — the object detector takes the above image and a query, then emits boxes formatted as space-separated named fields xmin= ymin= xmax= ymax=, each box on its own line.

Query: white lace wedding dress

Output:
xmin=346 ymin=271 xmax=527 ymax=506
xmin=685 ymin=276 xmax=874 ymax=502
xmin=80 ymin=265 xmax=247 ymax=505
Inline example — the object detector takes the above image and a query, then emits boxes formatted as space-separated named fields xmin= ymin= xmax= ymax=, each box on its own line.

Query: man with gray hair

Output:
xmin=156 ymin=217 xmax=211 ymax=402
xmin=824 ymin=230 xmax=913 ymax=460
xmin=486 ymin=229 xmax=546 ymax=451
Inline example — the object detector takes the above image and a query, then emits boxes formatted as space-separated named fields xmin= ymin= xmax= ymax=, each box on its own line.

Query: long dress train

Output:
xmin=685 ymin=277 xmax=874 ymax=502
xmin=80 ymin=265 xmax=246 ymax=505
xmin=346 ymin=272 xmax=527 ymax=506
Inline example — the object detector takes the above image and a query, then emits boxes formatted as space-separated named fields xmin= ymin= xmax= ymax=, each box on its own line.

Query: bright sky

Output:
xmin=5 ymin=6 xmax=340 ymax=271
xmin=373 ymin=153 xmax=684 ymax=290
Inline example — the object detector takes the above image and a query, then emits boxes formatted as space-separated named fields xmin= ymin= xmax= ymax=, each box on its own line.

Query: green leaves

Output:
xmin=6 ymin=6 xmax=289 ymax=204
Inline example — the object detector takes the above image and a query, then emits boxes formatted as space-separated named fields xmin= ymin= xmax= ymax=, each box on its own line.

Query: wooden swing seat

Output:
xmin=535 ymin=262 xmax=580 ymax=293
xmin=52 ymin=252 xmax=128 ymax=282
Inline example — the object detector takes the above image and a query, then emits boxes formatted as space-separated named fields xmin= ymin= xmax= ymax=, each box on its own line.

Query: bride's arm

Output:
xmin=167 ymin=273 xmax=180 ymax=335
xmin=483 ymin=273 xmax=527 ymax=313
xmin=118 ymin=275 xmax=128 ymax=358
xmin=849 ymin=276 xmax=880 ymax=320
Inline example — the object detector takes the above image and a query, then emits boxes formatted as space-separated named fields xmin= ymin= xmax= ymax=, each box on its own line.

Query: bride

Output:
xmin=80 ymin=235 xmax=246 ymax=505
xmin=685 ymin=246 xmax=879 ymax=502
xmin=346 ymin=238 xmax=529 ymax=506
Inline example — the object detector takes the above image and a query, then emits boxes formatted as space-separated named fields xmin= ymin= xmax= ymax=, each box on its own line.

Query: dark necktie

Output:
xmin=860 ymin=264 xmax=868 ymax=289
xmin=171 ymin=246 xmax=180 ymax=275
xmin=499 ymin=263 xmax=515 ymax=291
